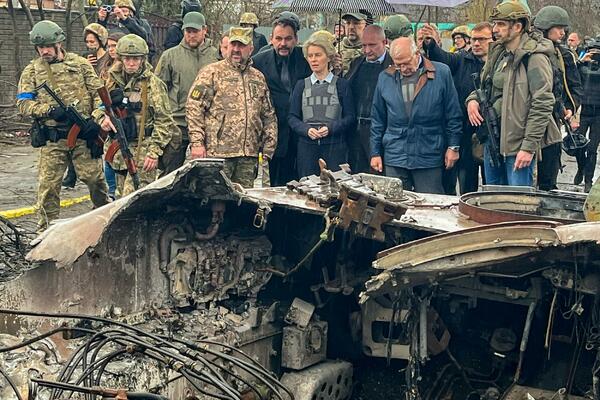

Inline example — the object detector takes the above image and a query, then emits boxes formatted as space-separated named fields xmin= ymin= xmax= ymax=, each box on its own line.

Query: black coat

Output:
xmin=557 ymin=44 xmax=583 ymax=113
xmin=252 ymin=31 xmax=269 ymax=56
xmin=252 ymin=46 xmax=312 ymax=157
xmin=345 ymin=51 xmax=393 ymax=81
xmin=424 ymin=41 xmax=484 ymax=145
xmin=424 ymin=40 xmax=484 ymax=114
xmin=99 ymin=16 xmax=156 ymax=62
xmin=345 ymin=52 xmax=393 ymax=118
xmin=164 ymin=21 xmax=183 ymax=50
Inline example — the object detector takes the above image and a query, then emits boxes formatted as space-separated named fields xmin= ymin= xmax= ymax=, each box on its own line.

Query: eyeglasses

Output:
xmin=471 ymin=37 xmax=493 ymax=43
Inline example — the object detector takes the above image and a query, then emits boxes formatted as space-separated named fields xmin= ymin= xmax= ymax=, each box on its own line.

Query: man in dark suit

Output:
xmin=252 ymin=12 xmax=311 ymax=186
xmin=345 ymin=25 xmax=393 ymax=173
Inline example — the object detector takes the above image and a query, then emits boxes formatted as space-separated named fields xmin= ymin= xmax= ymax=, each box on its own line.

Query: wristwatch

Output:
xmin=448 ymin=146 xmax=460 ymax=151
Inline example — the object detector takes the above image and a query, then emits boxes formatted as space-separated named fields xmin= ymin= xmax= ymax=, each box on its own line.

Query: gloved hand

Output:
xmin=109 ymin=88 xmax=125 ymax=106
xmin=81 ymin=118 xmax=101 ymax=140
xmin=48 ymin=106 xmax=68 ymax=122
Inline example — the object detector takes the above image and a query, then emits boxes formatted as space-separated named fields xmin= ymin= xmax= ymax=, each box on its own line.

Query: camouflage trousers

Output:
xmin=111 ymin=139 xmax=158 ymax=197
xmin=37 ymin=139 xmax=109 ymax=231
xmin=223 ymin=157 xmax=258 ymax=188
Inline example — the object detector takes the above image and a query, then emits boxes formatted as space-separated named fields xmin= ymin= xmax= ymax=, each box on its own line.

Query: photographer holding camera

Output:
xmin=574 ymin=38 xmax=600 ymax=192
xmin=97 ymin=0 xmax=156 ymax=62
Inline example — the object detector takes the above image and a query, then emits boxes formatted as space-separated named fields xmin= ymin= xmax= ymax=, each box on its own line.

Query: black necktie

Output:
xmin=280 ymin=58 xmax=291 ymax=91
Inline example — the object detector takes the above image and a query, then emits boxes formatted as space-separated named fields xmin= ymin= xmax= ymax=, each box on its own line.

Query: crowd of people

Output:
xmin=14 ymin=0 xmax=600 ymax=232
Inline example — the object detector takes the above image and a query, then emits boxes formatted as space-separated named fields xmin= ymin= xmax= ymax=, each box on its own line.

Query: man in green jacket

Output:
xmin=155 ymin=12 xmax=218 ymax=174
xmin=467 ymin=0 xmax=558 ymax=187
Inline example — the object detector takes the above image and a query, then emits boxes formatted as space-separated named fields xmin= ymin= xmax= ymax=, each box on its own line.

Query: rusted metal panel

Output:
xmin=459 ymin=191 xmax=586 ymax=224
xmin=337 ymin=184 xmax=407 ymax=242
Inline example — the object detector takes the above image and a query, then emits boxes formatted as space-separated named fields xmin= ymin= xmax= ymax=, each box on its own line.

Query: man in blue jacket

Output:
xmin=370 ymin=37 xmax=463 ymax=194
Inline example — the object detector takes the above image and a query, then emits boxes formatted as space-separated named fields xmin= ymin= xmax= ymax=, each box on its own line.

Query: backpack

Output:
xmin=522 ymin=48 xmax=572 ymax=117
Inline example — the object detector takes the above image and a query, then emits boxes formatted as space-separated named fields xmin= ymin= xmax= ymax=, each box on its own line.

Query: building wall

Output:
xmin=0 ymin=7 xmax=171 ymax=105
xmin=0 ymin=7 xmax=88 ymax=104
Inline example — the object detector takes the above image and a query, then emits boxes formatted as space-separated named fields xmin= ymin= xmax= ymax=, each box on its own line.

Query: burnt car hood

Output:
xmin=26 ymin=159 xmax=250 ymax=268
xmin=361 ymin=220 xmax=600 ymax=303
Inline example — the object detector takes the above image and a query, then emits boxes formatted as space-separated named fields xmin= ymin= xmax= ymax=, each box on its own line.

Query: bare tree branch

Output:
xmin=36 ymin=0 xmax=46 ymax=21
xmin=6 ymin=0 xmax=22 ymax=83
xmin=78 ymin=0 xmax=89 ymax=27
xmin=66 ymin=0 xmax=74 ymax=51
xmin=17 ymin=0 xmax=36 ymax=29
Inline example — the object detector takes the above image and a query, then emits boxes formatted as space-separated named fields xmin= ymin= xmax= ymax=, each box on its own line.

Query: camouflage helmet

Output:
xmin=311 ymin=30 xmax=337 ymax=46
xmin=451 ymin=25 xmax=471 ymax=38
xmin=533 ymin=6 xmax=570 ymax=31
xmin=239 ymin=12 xmax=259 ymax=26
xmin=84 ymin=23 xmax=109 ymax=47
xmin=29 ymin=20 xmax=66 ymax=46
xmin=181 ymin=0 xmax=201 ymax=16
xmin=115 ymin=0 xmax=136 ymax=12
xmin=490 ymin=1 xmax=531 ymax=22
xmin=116 ymin=34 xmax=148 ymax=56
xmin=383 ymin=14 xmax=413 ymax=40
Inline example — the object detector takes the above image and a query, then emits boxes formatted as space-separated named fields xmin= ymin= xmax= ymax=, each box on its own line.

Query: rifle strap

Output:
xmin=135 ymin=79 xmax=149 ymax=164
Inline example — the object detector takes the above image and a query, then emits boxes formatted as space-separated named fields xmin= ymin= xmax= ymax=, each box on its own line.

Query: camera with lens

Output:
xmin=101 ymin=4 xmax=113 ymax=13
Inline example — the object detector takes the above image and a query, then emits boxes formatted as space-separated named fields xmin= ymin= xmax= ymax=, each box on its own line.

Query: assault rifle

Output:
xmin=36 ymin=81 xmax=88 ymax=149
xmin=98 ymin=86 xmax=140 ymax=190
xmin=471 ymin=73 xmax=502 ymax=167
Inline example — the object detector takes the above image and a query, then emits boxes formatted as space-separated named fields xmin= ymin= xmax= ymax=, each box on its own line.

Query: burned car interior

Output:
xmin=1 ymin=160 xmax=600 ymax=400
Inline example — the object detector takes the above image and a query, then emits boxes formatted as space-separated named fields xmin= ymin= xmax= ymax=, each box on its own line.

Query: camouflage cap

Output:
xmin=182 ymin=11 xmax=206 ymax=30
xmin=115 ymin=0 xmax=136 ymax=12
xmin=84 ymin=23 xmax=109 ymax=46
xmin=239 ymin=12 xmax=259 ymax=26
xmin=229 ymin=27 xmax=253 ymax=45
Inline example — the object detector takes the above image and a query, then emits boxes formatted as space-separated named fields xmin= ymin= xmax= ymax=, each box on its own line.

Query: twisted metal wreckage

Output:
xmin=1 ymin=159 xmax=600 ymax=400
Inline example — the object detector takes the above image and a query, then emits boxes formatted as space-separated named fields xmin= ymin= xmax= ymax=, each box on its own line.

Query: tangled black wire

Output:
xmin=0 ymin=216 xmax=35 ymax=279
xmin=0 ymin=308 xmax=294 ymax=400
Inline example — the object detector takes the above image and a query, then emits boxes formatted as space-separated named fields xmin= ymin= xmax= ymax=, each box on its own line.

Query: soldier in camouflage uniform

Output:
xmin=17 ymin=20 xmax=109 ymax=232
xmin=186 ymin=27 xmax=277 ymax=188
xmin=97 ymin=34 xmax=177 ymax=196
xmin=340 ymin=12 xmax=367 ymax=75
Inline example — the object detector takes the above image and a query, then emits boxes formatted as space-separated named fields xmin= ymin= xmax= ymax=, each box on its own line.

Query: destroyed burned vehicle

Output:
xmin=0 ymin=160 xmax=600 ymax=400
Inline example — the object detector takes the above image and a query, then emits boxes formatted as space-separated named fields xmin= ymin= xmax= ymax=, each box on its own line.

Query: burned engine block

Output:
xmin=161 ymin=231 xmax=273 ymax=307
